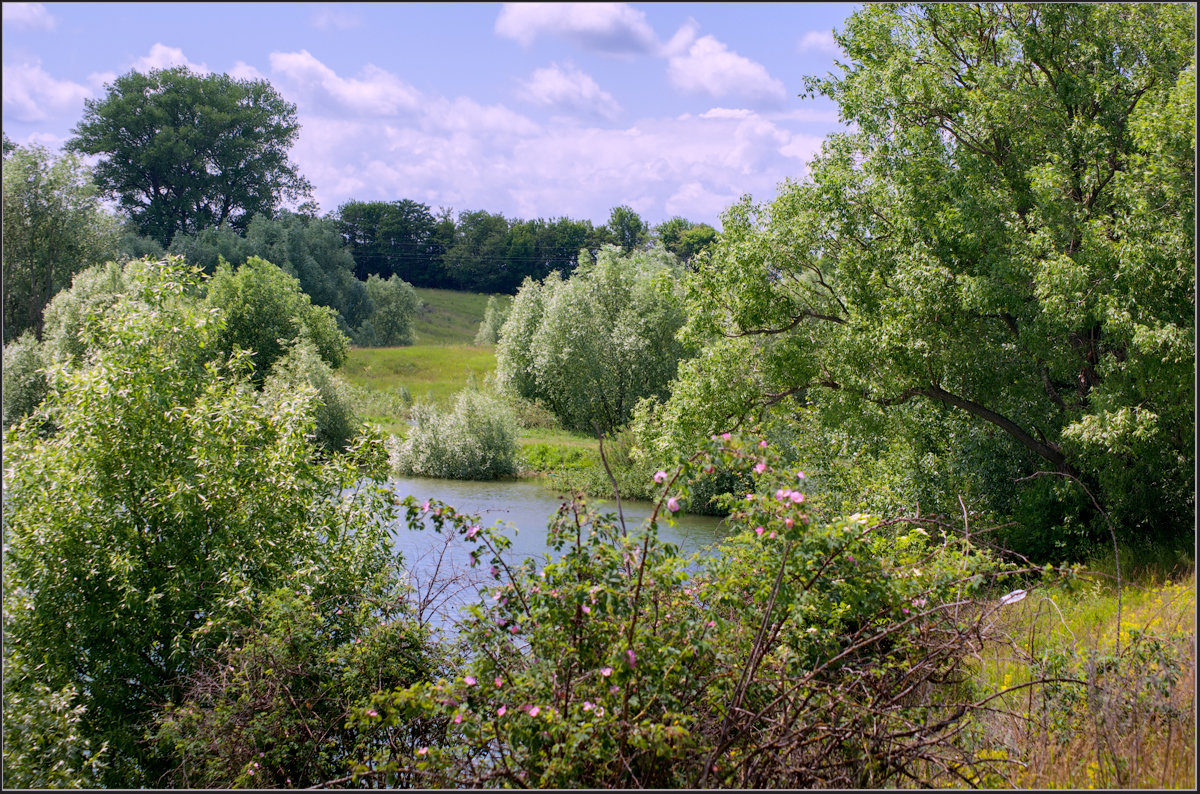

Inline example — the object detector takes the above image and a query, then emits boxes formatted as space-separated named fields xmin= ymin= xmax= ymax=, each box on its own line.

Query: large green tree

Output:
xmin=2 ymin=142 xmax=119 ymax=342
xmin=67 ymin=67 xmax=311 ymax=246
xmin=496 ymin=245 xmax=687 ymax=435
xmin=660 ymin=3 xmax=1194 ymax=553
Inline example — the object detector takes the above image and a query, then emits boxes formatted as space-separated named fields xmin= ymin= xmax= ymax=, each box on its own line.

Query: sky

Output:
xmin=2 ymin=2 xmax=860 ymax=229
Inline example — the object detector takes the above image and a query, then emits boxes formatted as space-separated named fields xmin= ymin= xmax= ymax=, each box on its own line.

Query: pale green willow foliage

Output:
xmin=261 ymin=339 xmax=362 ymax=454
xmin=387 ymin=388 xmax=519 ymax=480
xmin=473 ymin=295 xmax=510 ymax=345
xmin=495 ymin=245 xmax=687 ymax=435
xmin=2 ymin=332 xmax=48 ymax=428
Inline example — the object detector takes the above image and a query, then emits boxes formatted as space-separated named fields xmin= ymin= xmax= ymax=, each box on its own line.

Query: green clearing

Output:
xmin=410 ymin=287 xmax=510 ymax=345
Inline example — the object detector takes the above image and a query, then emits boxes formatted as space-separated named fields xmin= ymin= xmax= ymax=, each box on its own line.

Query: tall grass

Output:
xmin=970 ymin=561 xmax=1195 ymax=789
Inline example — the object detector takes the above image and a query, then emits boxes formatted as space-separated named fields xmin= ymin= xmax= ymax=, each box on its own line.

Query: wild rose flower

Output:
xmin=721 ymin=432 xmax=731 ymax=440
xmin=366 ymin=709 xmax=379 ymax=718
xmin=654 ymin=470 xmax=668 ymax=483
xmin=791 ymin=491 xmax=804 ymax=503
xmin=785 ymin=517 xmax=794 ymax=529
xmin=601 ymin=667 xmax=613 ymax=677
xmin=529 ymin=706 xmax=541 ymax=717
xmin=465 ymin=676 xmax=477 ymax=686
xmin=582 ymin=701 xmax=594 ymax=711
xmin=796 ymin=471 xmax=806 ymax=480
xmin=417 ymin=747 xmax=428 ymax=756
xmin=465 ymin=525 xmax=480 ymax=539
xmin=666 ymin=497 xmax=680 ymax=512
xmin=495 ymin=676 xmax=503 ymax=687
xmin=625 ymin=648 xmax=636 ymax=668
xmin=755 ymin=526 xmax=765 ymax=535
xmin=581 ymin=604 xmax=591 ymax=613
xmin=453 ymin=712 xmax=463 ymax=724
xmin=759 ymin=440 xmax=768 ymax=448
xmin=754 ymin=462 xmax=767 ymax=473
xmin=497 ymin=705 xmax=507 ymax=716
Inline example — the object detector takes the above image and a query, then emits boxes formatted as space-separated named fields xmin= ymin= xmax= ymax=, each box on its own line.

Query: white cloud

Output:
xmin=495 ymin=2 xmax=659 ymax=54
xmin=517 ymin=63 xmax=621 ymax=120
xmin=228 ymin=61 xmax=267 ymax=82
xmin=269 ymin=50 xmax=421 ymax=116
xmin=699 ymin=107 xmax=753 ymax=120
xmin=131 ymin=43 xmax=209 ymax=74
xmin=310 ymin=5 xmax=362 ymax=31
xmin=2 ymin=2 xmax=56 ymax=31
xmin=668 ymin=35 xmax=786 ymax=105
xmin=1 ymin=60 xmax=90 ymax=122
xmin=798 ymin=30 xmax=840 ymax=55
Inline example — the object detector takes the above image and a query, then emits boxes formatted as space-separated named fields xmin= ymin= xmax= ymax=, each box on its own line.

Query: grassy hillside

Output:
xmin=410 ymin=287 xmax=510 ymax=345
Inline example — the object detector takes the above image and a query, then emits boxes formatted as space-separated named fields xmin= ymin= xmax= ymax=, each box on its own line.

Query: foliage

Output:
xmin=336 ymin=199 xmax=449 ymax=287
xmin=67 ymin=66 xmax=311 ymax=246
xmin=151 ymin=585 xmax=437 ymax=788
xmin=606 ymin=204 xmax=649 ymax=253
xmin=495 ymin=245 xmax=688 ymax=435
xmin=473 ymin=295 xmax=510 ymax=345
xmin=2 ymin=142 xmax=120 ymax=342
xmin=387 ymin=388 xmax=519 ymax=481
xmin=355 ymin=274 xmax=421 ymax=347
xmin=1 ymin=259 xmax=407 ymax=786
xmin=442 ymin=209 xmax=514 ymax=293
xmin=39 ymin=259 xmax=135 ymax=365
xmin=653 ymin=216 xmax=718 ymax=262
xmin=664 ymin=2 xmax=1195 ymax=555
xmin=354 ymin=432 xmax=1035 ymax=787
xmin=261 ymin=339 xmax=362 ymax=454
xmin=2 ymin=333 xmax=48 ymax=428
xmin=205 ymin=255 xmax=349 ymax=383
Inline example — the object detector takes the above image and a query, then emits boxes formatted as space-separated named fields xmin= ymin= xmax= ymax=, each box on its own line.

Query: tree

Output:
xmin=442 ymin=209 xmax=513 ymax=292
xmin=335 ymin=199 xmax=447 ymax=287
xmin=2 ymin=142 xmax=119 ymax=342
xmin=355 ymin=273 xmax=421 ymax=347
xmin=653 ymin=216 xmax=718 ymax=263
xmin=604 ymin=204 xmax=649 ymax=253
xmin=205 ymin=256 xmax=348 ymax=382
xmin=495 ymin=245 xmax=688 ymax=435
xmin=2 ymin=258 xmax=411 ymax=785
xmin=664 ymin=3 xmax=1195 ymax=553
xmin=67 ymin=67 xmax=311 ymax=246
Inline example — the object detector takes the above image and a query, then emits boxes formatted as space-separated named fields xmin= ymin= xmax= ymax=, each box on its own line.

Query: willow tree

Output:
xmin=660 ymin=3 xmax=1194 ymax=552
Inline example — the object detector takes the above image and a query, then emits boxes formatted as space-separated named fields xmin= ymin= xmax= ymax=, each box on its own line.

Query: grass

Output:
xmin=411 ymin=287 xmax=510 ymax=345
xmin=968 ymin=557 xmax=1196 ymax=789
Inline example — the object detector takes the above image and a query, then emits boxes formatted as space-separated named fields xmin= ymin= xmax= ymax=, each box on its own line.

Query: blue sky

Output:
xmin=3 ymin=2 xmax=859 ymax=228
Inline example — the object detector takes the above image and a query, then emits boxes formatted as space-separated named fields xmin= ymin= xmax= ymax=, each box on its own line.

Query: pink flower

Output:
xmin=582 ymin=701 xmax=594 ymax=711
xmin=465 ymin=525 xmax=480 ymax=539
xmin=529 ymin=706 xmax=541 ymax=717
xmin=509 ymin=625 xmax=519 ymax=634
xmin=495 ymin=676 xmax=504 ymax=687
xmin=759 ymin=440 xmax=768 ymax=448
xmin=745 ymin=493 xmax=755 ymax=501
xmin=625 ymin=649 xmax=636 ymax=668
xmin=654 ymin=470 xmax=668 ymax=483
xmin=581 ymin=604 xmax=591 ymax=614
xmin=421 ymin=500 xmax=430 ymax=512
xmin=791 ymin=492 xmax=804 ymax=503
xmin=601 ymin=667 xmax=613 ymax=677
xmin=785 ymin=517 xmax=794 ymax=529
xmin=610 ymin=685 xmax=620 ymax=694
xmin=796 ymin=471 xmax=806 ymax=480
xmin=490 ymin=565 xmax=499 ymax=578
xmin=417 ymin=747 xmax=428 ymax=756
xmin=721 ymin=432 xmax=731 ymax=440
xmin=454 ymin=712 xmax=463 ymax=724
xmin=464 ymin=676 xmax=477 ymax=686
xmin=666 ymin=497 xmax=680 ymax=513
xmin=755 ymin=526 xmax=765 ymax=536
xmin=708 ymin=620 xmax=716 ymax=628
xmin=497 ymin=705 xmax=507 ymax=717
xmin=769 ymin=531 xmax=777 ymax=539
xmin=754 ymin=462 xmax=767 ymax=474
xmin=366 ymin=709 xmax=379 ymax=718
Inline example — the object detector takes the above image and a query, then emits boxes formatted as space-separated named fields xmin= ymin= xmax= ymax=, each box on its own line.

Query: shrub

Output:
xmin=387 ymin=388 xmax=518 ymax=480
xmin=473 ymin=295 xmax=510 ymax=345
xmin=2 ymin=332 xmax=48 ymax=428
xmin=261 ymin=339 xmax=361 ymax=454
xmin=357 ymin=432 xmax=1040 ymax=788
xmin=355 ymin=273 xmax=420 ymax=347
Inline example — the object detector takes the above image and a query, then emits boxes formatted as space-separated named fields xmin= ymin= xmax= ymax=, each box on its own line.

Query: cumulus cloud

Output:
xmin=517 ymin=63 xmax=621 ymax=120
xmin=228 ymin=61 xmax=267 ymax=82
xmin=495 ymin=3 xmax=659 ymax=54
xmin=1 ymin=60 xmax=90 ymax=122
xmin=131 ymin=43 xmax=209 ymax=74
xmin=668 ymin=35 xmax=786 ymax=106
xmin=2 ymin=2 xmax=56 ymax=31
xmin=269 ymin=50 xmax=421 ymax=116
xmin=798 ymin=30 xmax=840 ymax=55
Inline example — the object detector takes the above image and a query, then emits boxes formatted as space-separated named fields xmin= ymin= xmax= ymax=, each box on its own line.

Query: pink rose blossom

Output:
xmin=495 ymin=676 xmax=504 ymax=687
xmin=601 ymin=667 xmax=613 ymax=677
xmin=654 ymin=470 xmax=668 ymax=483
xmin=465 ymin=676 xmax=477 ymax=686
xmin=754 ymin=462 xmax=767 ymax=473
xmin=755 ymin=526 xmax=765 ymax=535
xmin=721 ymin=432 xmax=731 ymax=440
xmin=759 ymin=440 xmax=768 ymax=448
xmin=497 ymin=705 xmax=507 ymax=716
xmin=666 ymin=497 xmax=680 ymax=512
xmin=529 ymin=706 xmax=541 ymax=717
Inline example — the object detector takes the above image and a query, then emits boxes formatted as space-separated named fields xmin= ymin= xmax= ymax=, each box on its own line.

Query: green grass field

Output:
xmin=410 ymin=287 xmax=511 ymax=345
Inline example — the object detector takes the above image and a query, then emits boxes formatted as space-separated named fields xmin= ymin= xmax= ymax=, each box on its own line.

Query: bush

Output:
xmin=261 ymin=339 xmax=361 ymax=454
xmin=387 ymin=388 xmax=518 ymax=480
xmin=354 ymin=273 xmax=420 ymax=347
xmin=357 ymin=432 xmax=1037 ymax=788
xmin=39 ymin=259 xmax=131 ymax=364
xmin=2 ymin=332 xmax=48 ymax=428
xmin=473 ymin=295 xmax=510 ymax=345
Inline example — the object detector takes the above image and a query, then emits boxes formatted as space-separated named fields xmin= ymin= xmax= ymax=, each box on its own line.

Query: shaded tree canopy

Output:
xmin=67 ymin=67 xmax=311 ymax=247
